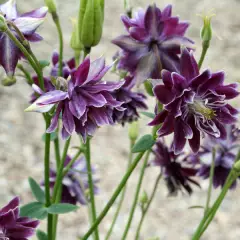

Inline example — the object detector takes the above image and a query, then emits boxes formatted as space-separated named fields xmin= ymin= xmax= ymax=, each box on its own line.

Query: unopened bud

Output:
xmin=234 ymin=160 xmax=240 ymax=172
xmin=70 ymin=18 xmax=83 ymax=51
xmin=139 ymin=190 xmax=148 ymax=205
xmin=2 ymin=76 xmax=16 ymax=86
xmin=144 ymin=80 xmax=154 ymax=96
xmin=0 ymin=15 xmax=7 ymax=32
xmin=200 ymin=14 xmax=214 ymax=43
xmin=128 ymin=121 xmax=139 ymax=142
xmin=79 ymin=0 xmax=104 ymax=48
xmin=44 ymin=0 xmax=56 ymax=13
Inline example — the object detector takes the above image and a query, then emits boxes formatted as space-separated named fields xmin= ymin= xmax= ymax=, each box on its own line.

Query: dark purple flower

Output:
xmin=26 ymin=56 xmax=124 ymax=141
xmin=196 ymin=125 xmax=240 ymax=189
xmin=49 ymin=155 xmax=99 ymax=205
xmin=112 ymin=4 xmax=194 ymax=84
xmin=0 ymin=0 xmax=48 ymax=76
xmin=149 ymin=48 xmax=239 ymax=154
xmin=112 ymin=75 xmax=147 ymax=124
xmin=50 ymin=51 xmax=76 ymax=78
xmin=151 ymin=141 xmax=199 ymax=195
xmin=0 ymin=197 xmax=39 ymax=240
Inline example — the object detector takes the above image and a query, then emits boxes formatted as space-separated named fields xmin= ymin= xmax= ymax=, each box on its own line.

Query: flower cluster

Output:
xmin=27 ymin=56 xmax=124 ymax=141
xmin=0 ymin=197 xmax=39 ymax=239
xmin=0 ymin=0 xmax=48 ymax=76
xmin=149 ymin=48 xmax=239 ymax=154
xmin=112 ymin=4 xmax=194 ymax=84
xmin=151 ymin=140 xmax=199 ymax=195
xmin=194 ymin=125 xmax=240 ymax=189
xmin=49 ymin=155 xmax=99 ymax=205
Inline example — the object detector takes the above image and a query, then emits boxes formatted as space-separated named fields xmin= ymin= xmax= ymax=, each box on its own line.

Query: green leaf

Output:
xmin=188 ymin=205 xmax=204 ymax=210
xmin=132 ymin=134 xmax=155 ymax=153
xmin=39 ymin=60 xmax=50 ymax=69
xmin=28 ymin=177 xmax=45 ymax=203
xmin=42 ymin=132 xmax=58 ymax=142
xmin=141 ymin=111 xmax=155 ymax=119
xmin=36 ymin=230 xmax=48 ymax=240
xmin=20 ymin=202 xmax=48 ymax=220
xmin=47 ymin=203 xmax=79 ymax=214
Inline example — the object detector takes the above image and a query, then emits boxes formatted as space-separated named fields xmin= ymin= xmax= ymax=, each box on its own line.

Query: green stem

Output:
xmin=54 ymin=135 xmax=61 ymax=169
xmin=44 ymin=116 xmax=52 ymax=239
xmin=5 ymin=28 xmax=44 ymax=90
xmin=204 ymin=149 xmax=216 ymax=215
xmin=105 ymin=140 xmax=134 ymax=240
xmin=74 ymin=50 xmax=81 ymax=66
xmin=198 ymin=41 xmax=210 ymax=69
xmin=81 ymin=151 xmax=146 ymax=240
xmin=135 ymin=173 xmax=162 ymax=240
xmin=85 ymin=138 xmax=99 ymax=240
xmin=17 ymin=64 xmax=33 ymax=85
xmin=52 ymin=12 xmax=64 ymax=76
xmin=121 ymin=150 xmax=151 ymax=240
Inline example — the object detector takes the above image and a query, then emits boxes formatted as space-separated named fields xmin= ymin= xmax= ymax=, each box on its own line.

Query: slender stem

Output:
xmin=62 ymin=149 xmax=82 ymax=177
xmin=17 ymin=64 xmax=33 ymax=85
xmin=105 ymin=140 xmax=134 ymax=240
xmin=54 ymin=134 xmax=61 ymax=169
xmin=81 ymin=151 xmax=146 ymax=240
xmin=84 ymin=138 xmax=99 ymax=240
xmin=198 ymin=41 xmax=210 ymax=69
xmin=4 ymin=28 xmax=44 ymax=89
xmin=74 ymin=50 xmax=81 ymax=66
xmin=52 ymin=12 xmax=64 ymax=76
xmin=52 ymin=137 xmax=71 ymax=202
xmin=135 ymin=173 xmax=162 ymax=240
xmin=43 ymin=116 xmax=52 ymax=240
xmin=121 ymin=150 xmax=151 ymax=240
xmin=204 ymin=149 xmax=216 ymax=215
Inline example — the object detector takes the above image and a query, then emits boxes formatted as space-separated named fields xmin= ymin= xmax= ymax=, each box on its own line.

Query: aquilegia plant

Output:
xmin=0 ymin=0 xmax=239 ymax=239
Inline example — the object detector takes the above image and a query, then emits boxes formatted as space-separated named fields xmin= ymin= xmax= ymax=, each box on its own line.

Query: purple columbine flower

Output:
xmin=196 ymin=125 xmax=240 ymax=189
xmin=151 ymin=141 xmax=199 ymax=195
xmin=49 ymin=155 xmax=99 ymax=205
xmin=112 ymin=75 xmax=147 ymax=125
xmin=0 ymin=197 xmax=39 ymax=239
xmin=149 ymin=48 xmax=239 ymax=154
xmin=0 ymin=0 xmax=48 ymax=76
xmin=26 ymin=56 xmax=124 ymax=140
xmin=112 ymin=4 xmax=194 ymax=84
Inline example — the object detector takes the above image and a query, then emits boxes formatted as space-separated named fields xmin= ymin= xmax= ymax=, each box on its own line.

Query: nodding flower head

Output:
xmin=149 ymin=48 xmax=239 ymax=154
xmin=112 ymin=4 xmax=194 ymax=85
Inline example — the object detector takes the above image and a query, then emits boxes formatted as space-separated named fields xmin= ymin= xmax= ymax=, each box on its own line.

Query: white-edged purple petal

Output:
xmin=35 ymin=90 xmax=68 ymax=105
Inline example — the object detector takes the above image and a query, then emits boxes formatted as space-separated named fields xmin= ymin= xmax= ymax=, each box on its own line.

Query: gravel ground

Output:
xmin=1 ymin=0 xmax=240 ymax=239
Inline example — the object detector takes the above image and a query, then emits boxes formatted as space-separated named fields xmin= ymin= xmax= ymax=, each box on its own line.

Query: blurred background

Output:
xmin=0 ymin=0 xmax=240 ymax=239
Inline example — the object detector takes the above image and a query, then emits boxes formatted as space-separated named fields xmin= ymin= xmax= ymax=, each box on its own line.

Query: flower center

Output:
xmin=190 ymin=100 xmax=216 ymax=120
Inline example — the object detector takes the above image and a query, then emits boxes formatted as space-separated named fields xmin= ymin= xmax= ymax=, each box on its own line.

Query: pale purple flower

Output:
xmin=0 ymin=197 xmax=39 ymax=239
xmin=0 ymin=0 xmax=48 ymax=76
xmin=151 ymin=141 xmax=199 ymax=195
xmin=49 ymin=155 xmax=99 ymax=205
xmin=149 ymin=48 xmax=239 ymax=154
xmin=112 ymin=75 xmax=147 ymax=125
xmin=196 ymin=125 xmax=240 ymax=189
xmin=27 ymin=56 xmax=124 ymax=141
xmin=112 ymin=4 xmax=194 ymax=84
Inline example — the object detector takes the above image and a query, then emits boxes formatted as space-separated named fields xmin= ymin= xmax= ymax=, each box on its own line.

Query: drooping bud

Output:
xmin=1 ymin=75 xmax=16 ymax=86
xmin=139 ymin=190 xmax=148 ymax=205
xmin=79 ymin=0 xmax=104 ymax=48
xmin=128 ymin=121 xmax=139 ymax=142
xmin=44 ymin=0 xmax=57 ymax=13
xmin=0 ymin=15 xmax=7 ymax=32
xmin=70 ymin=18 xmax=83 ymax=51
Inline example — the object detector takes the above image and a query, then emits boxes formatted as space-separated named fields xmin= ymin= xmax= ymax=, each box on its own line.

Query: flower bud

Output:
xmin=70 ymin=18 xmax=83 ymax=51
xmin=0 ymin=15 xmax=7 ymax=32
xmin=144 ymin=80 xmax=154 ymax=96
xmin=79 ymin=0 xmax=104 ymax=48
xmin=200 ymin=15 xmax=214 ymax=43
xmin=234 ymin=160 xmax=240 ymax=172
xmin=1 ymin=76 xmax=16 ymax=86
xmin=44 ymin=0 xmax=57 ymax=13
xmin=128 ymin=121 xmax=139 ymax=142
xmin=139 ymin=190 xmax=148 ymax=205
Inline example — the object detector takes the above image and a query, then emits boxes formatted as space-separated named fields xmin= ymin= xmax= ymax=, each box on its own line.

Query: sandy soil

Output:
xmin=1 ymin=0 xmax=240 ymax=239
